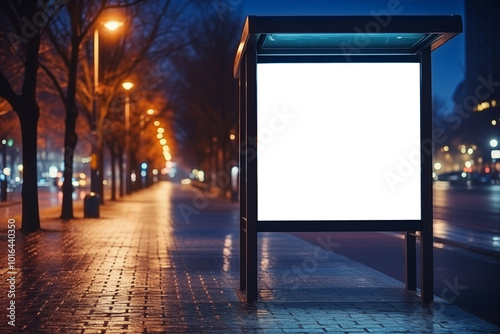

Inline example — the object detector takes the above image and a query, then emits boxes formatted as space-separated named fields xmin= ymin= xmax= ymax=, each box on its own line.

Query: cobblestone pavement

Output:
xmin=0 ymin=182 xmax=498 ymax=333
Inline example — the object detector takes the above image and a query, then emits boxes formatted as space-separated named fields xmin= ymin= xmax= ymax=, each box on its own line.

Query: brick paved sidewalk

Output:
xmin=0 ymin=182 xmax=498 ymax=333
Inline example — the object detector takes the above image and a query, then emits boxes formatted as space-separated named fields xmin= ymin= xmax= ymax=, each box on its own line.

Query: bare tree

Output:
xmin=0 ymin=0 xmax=50 ymax=231
xmin=103 ymin=82 xmax=173 ymax=197
xmin=39 ymin=0 xmax=137 ymax=218
xmin=40 ymin=0 xmax=194 ymax=217
xmin=167 ymin=8 xmax=241 ymax=193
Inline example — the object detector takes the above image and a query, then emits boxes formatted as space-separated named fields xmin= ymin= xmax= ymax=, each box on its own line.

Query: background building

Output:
xmin=450 ymin=0 xmax=499 ymax=177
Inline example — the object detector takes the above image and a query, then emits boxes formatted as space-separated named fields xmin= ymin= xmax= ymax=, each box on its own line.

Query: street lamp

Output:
xmin=90 ymin=19 xmax=124 ymax=194
xmin=122 ymin=81 xmax=134 ymax=90
xmin=122 ymin=81 xmax=134 ymax=194
xmin=85 ymin=19 xmax=124 ymax=218
xmin=102 ymin=20 xmax=123 ymax=31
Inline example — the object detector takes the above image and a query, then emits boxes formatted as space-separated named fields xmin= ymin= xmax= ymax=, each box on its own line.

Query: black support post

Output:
xmin=245 ymin=40 xmax=258 ymax=303
xmin=239 ymin=54 xmax=247 ymax=292
xmin=420 ymin=46 xmax=434 ymax=304
xmin=405 ymin=231 xmax=417 ymax=291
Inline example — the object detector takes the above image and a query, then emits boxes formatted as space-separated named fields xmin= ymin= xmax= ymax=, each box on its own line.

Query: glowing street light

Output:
xmin=122 ymin=81 xmax=134 ymax=194
xmin=103 ymin=20 xmax=124 ymax=31
xmin=122 ymin=81 xmax=134 ymax=91
xmin=90 ymin=18 xmax=124 ymax=199
xmin=490 ymin=139 xmax=498 ymax=148
xmin=146 ymin=108 xmax=155 ymax=115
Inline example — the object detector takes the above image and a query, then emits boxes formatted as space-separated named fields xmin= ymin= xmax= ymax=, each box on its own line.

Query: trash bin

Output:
xmin=84 ymin=192 xmax=100 ymax=218
xmin=0 ymin=179 xmax=7 ymax=202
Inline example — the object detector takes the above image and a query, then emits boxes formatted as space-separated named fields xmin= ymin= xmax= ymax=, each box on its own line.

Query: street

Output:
xmin=1 ymin=181 xmax=499 ymax=326
xmin=2 ymin=182 xmax=497 ymax=333
xmin=293 ymin=182 xmax=500 ymax=326
xmin=434 ymin=181 xmax=500 ymax=255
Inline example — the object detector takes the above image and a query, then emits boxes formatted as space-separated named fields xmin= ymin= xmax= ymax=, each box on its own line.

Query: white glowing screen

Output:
xmin=257 ymin=62 xmax=421 ymax=221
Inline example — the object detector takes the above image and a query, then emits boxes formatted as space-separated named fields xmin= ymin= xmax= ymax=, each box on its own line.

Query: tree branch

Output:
xmin=0 ymin=69 xmax=19 ymax=108
xmin=44 ymin=25 xmax=71 ymax=68
xmin=38 ymin=61 xmax=67 ymax=106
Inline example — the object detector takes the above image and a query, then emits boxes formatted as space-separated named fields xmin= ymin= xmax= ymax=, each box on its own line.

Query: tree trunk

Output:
xmin=60 ymin=35 xmax=80 ymax=220
xmin=60 ymin=116 xmax=78 ymax=219
xmin=18 ymin=103 xmax=41 ymax=232
xmin=222 ymin=141 xmax=232 ymax=195
xmin=0 ymin=0 xmax=42 ymax=232
xmin=108 ymin=140 xmax=117 ymax=201
xmin=118 ymin=146 xmax=124 ymax=197
xmin=98 ymin=141 xmax=105 ymax=204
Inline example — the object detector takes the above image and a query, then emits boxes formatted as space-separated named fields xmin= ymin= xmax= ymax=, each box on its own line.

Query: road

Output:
xmin=293 ymin=182 xmax=500 ymax=326
xmin=2 ymin=182 xmax=499 ymax=325
xmin=434 ymin=181 xmax=500 ymax=255
xmin=4 ymin=181 xmax=497 ymax=251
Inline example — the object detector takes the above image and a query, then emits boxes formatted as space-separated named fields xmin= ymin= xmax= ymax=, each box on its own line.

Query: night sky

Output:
xmin=243 ymin=0 xmax=465 ymax=113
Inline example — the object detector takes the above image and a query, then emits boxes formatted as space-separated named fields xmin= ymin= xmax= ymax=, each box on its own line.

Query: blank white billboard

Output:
xmin=257 ymin=62 xmax=421 ymax=221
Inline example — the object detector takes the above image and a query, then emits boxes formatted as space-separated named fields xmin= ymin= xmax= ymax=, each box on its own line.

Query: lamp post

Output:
xmin=85 ymin=19 xmax=124 ymax=218
xmin=90 ymin=19 xmax=124 ymax=194
xmin=122 ymin=81 xmax=134 ymax=194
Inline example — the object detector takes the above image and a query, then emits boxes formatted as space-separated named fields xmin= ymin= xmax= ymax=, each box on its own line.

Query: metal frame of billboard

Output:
xmin=234 ymin=15 xmax=462 ymax=303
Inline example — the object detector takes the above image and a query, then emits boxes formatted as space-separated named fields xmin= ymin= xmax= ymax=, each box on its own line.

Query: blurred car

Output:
xmin=436 ymin=171 xmax=493 ymax=185
xmin=470 ymin=172 xmax=493 ymax=185
xmin=436 ymin=171 xmax=469 ymax=185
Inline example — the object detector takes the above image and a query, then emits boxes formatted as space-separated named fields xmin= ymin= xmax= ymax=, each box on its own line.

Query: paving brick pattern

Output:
xmin=0 ymin=182 xmax=498 ymax=333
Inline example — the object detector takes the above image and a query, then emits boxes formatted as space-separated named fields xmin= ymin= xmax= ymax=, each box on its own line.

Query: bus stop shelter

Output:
xmin=233 ymin=15 xmax=462 ymax=303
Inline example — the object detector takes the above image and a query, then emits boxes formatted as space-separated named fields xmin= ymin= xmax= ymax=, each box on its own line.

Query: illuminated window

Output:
xmin=476 ymin=101 xmax=490 ymax=112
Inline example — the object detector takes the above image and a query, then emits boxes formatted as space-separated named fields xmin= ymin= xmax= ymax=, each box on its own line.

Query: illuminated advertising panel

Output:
xmin=257 ymin=62 xmax=421 ymax=221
